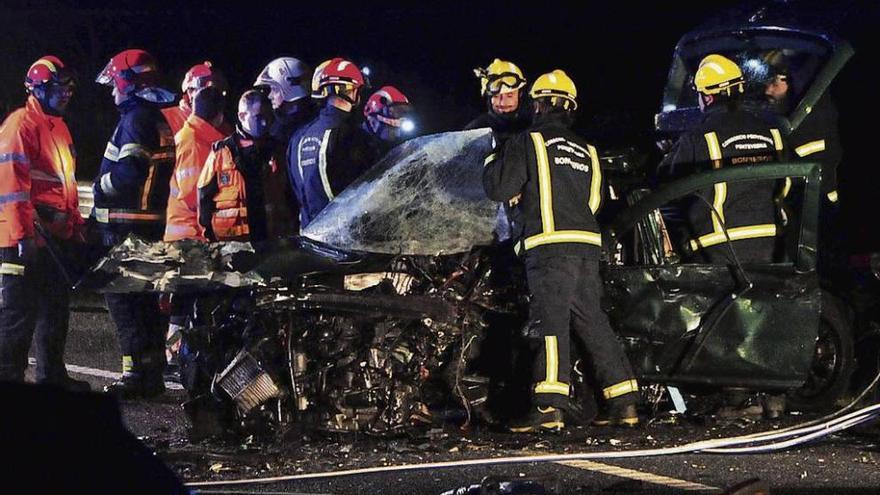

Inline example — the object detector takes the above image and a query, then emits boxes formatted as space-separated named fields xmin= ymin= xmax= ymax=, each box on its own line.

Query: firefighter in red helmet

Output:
xmin=93 ymin=48 xmax=177 ymax=399
xmin=0 ymin=56 xmax=89 ymax=390
xmin=287 ymin=58 xmax=378 ymax=229
xmin=362 ymin=85 xmax=417 ymax=155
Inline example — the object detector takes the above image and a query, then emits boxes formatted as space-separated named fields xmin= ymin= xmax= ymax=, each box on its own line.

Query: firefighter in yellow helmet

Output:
xmin=661 ymin=53 xmax=789 ymax=264
xmin=465 ymin=59 xmax=532 ymax=145
xmin=483 ymin=70 xmax=639 ymax=432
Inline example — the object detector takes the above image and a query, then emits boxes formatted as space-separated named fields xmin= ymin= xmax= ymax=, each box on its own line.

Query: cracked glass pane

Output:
xmin=302 ymin=128 xmax=497 ymax=255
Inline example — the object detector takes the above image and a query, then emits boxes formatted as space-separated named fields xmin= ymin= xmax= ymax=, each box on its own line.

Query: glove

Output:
xmin=17 ymin=238 xmax=37 ymax=262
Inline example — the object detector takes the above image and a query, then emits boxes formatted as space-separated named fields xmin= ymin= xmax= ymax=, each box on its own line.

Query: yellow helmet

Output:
xmin=473 ymin=58 xmax=526 ymax=97
xmin=694 ymin=54 xmax=744 ymax=96
xmin=529 ymin=69 xmax=578 ymax=111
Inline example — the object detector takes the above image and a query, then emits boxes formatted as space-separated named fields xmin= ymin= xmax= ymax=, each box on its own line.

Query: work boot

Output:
xmin=593 ymin=397 xmax=640 ymax=427
xmin=104 ymin=373 xmax=165 ymax=400
xmin=508 ymin=406 xmax=565 ymax=433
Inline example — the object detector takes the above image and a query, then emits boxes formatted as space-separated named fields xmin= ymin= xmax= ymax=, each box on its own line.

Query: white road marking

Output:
xmin=27 ymin=358 xmax=183 ymax=390
xmin=557 ymin=460 xmax=718 ymax=492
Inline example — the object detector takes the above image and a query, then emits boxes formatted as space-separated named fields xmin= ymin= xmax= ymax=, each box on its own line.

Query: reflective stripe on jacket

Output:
xmin=164 ymin=115 xmax=230 ymax=242
xmin=0 ymin=96 xmax=82 ymax=247
xmin=92 ymin=97 xmax=174 ymax=239
xmin=483 ymin=117 xmax=603 ymax=258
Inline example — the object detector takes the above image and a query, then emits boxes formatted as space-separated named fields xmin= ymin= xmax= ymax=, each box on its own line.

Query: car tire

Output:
xmin=787 ymin=291 xmax=855 ymax=412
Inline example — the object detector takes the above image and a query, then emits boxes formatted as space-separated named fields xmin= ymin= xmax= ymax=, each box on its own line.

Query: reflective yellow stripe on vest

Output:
xmin=524 ymin=132 xmax=601 ymax=251
xmin=704 ymin=132 xmax=723 ymax=162
xmin=531 ymin=133 xmax=555 ymax=233
xmin=703 ymin=132 xmax=727 ymax=232
xmin=603 ymin=379 xmax=639 ymax=400
xmin=524 ymin=230 xmax=602 ymax=250
xmin=534 ymin=336 xmax=570 ymax=396
xmin=770 ymin=128 xmax=784 ymax=151
xmin=689 ymin=224 xmax=778 ymax=251
xmin=795 ymin=139 xmax=825 ymax=157
xmin=587 ymin=144 xmax=602 ymax=214
xmin=0 ymin=262 xmax=25 ymax=276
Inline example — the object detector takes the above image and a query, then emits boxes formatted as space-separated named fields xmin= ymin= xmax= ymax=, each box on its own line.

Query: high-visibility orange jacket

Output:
xmin=164 ymin=115 xmax=230 ymax=242
xmin=160 ymin=101 xmax=190 ymax=137
xmin=197 ymin=138 xmax=250 ymax=241
xmin=0 ymin=96 xmax=82 ymax=247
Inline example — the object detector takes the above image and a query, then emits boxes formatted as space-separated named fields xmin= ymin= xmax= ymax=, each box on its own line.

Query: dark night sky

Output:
xmin=1 ymin=1 xmax=756 ymax=154
xmin=1 ymin=0 xmax=878 ymax=244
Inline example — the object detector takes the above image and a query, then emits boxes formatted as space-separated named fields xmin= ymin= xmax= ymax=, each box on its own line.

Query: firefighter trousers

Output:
xmin=524 ymin=254 xmax=638 ymax=409
xmin=104 ymin=292 xmax=164 ymax=378
xmin=99 ymin=228 xmax=164 ymax=379
xmin=0 ymin=246 xmax=72 ymax=382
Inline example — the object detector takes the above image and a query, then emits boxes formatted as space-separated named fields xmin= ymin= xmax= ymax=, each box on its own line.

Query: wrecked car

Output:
xmin=83 ymin=152 xmax=847 ymax=436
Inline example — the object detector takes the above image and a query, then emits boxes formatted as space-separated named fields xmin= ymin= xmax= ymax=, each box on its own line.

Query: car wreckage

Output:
xmin=81 ymin=2 xmax=861 ymax=435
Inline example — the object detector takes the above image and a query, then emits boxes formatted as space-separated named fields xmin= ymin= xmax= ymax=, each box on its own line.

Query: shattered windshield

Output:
xmin=302 ymin=129 xmax=497 ymax=256
xmin=658 ymin=33 xmax=833 ymax=131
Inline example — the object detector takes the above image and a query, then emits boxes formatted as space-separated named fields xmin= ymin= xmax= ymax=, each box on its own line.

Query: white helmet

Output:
xmin=254 ymin=57 xmax=311 ymax=108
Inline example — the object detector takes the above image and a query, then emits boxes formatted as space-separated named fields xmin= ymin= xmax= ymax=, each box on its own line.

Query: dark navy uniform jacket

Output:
xmin=286 ymin=105 xmax=376 ymax=229
xmin=92 ymin=97 xmax=174 ymax=242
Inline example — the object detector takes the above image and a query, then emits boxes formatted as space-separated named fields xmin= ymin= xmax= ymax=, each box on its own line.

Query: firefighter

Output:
xmin=94 ymin=49 xmax=176 ymax=399
xmin=663 ymin=54 xmax=788 ymax=264
xmin=465 ymin=59 xmax=532 ymax=145
xmin=197 ymin=90 xmax=274 ymax=243
xmin=165 ymin=62 xmax=231 ymax=243
xmin=483 ymin=70 xmax=639 ymax=432
xmin=253 ymin=57 xmax=313 ymax=238
xmin=163 ymin=62 xmax=232 ymax=374
xmin=160 ymin=62 xmax=207 ymax=136
xmin=254 ymin=57 xmax=315 ymax=142
xmin=287 ymin=58 xmax=378 ymax=230
xmin=0 ymin=56 xmax=89 ymax=390
xmin=362 ymin=85 xmax=417 ymax=156
xmin=764 ymin=61 xmax=843 ymax=277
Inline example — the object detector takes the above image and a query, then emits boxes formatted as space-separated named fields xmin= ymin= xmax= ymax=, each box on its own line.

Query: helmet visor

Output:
xmin=486 ymin=73 xmax=525 ymax=96
xmin=95 ymin=60 xmax=114 ymax=85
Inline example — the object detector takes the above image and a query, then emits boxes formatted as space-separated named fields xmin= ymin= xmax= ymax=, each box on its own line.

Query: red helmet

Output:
xmin=25 ymin=55 xmax=74 ymax=92
xmin=182 ymin=61 xmax=228 ymax=93
xmin=314 ymin=57 xmax=365 ymax=99
xmin=96 ymin=49 xmax=160 ymax=94
xmin=363 ymin=86 xmax=410 ymax=119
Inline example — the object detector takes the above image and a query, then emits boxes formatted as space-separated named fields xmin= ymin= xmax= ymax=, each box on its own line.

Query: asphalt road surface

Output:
xmin=22 ymin=305 xmax=880 ymax=494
